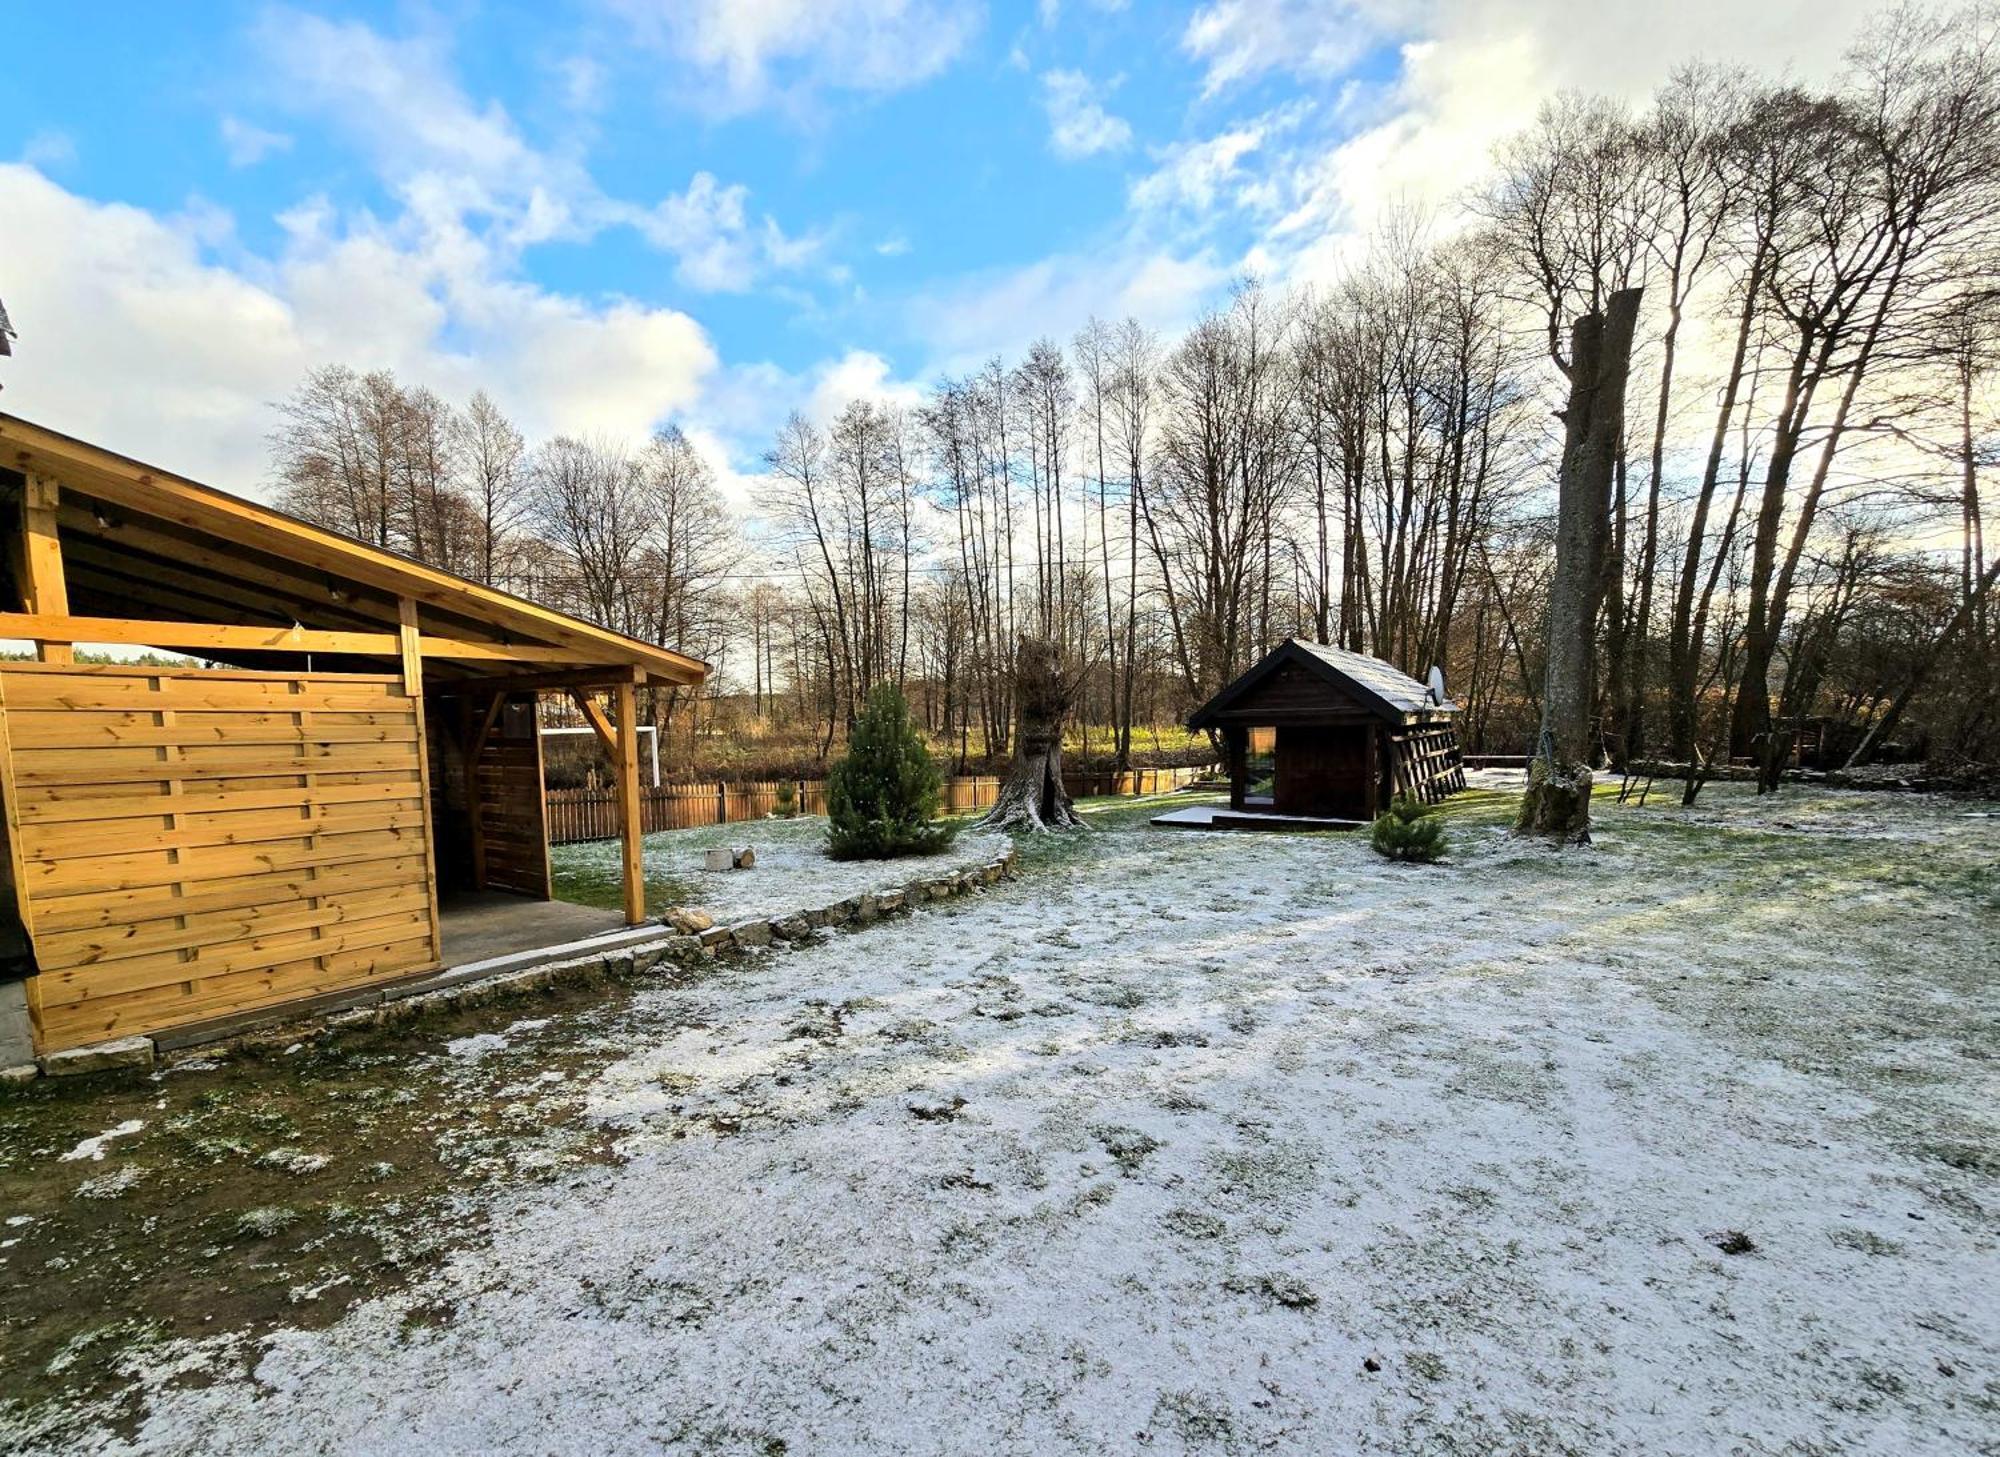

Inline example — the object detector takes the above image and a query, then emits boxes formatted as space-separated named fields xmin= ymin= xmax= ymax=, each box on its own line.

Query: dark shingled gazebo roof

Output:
xmin=1187 ymin=638 xmax=1454 ymax=729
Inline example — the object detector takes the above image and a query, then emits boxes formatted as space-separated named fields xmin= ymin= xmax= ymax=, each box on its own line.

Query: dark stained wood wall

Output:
xmin=472 ymin=696 xmax=551 ymax=899
xmin=429 ymin=692 xmax=550 ymax=900
xmin=1274 ymin=725 xmax=1374 ymax=819
xmin=1203 ymin=661 xmax=1378 ymax=726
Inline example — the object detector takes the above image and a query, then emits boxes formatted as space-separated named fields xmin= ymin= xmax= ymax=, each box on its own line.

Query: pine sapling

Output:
xmin=1369 ymin=794 xmax=1448 ymax=864
xmin=826 ymin=685 xmax=957 ymax=860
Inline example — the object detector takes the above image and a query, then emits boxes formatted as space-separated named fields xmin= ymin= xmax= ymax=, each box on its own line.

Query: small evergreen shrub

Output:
xmin=773 ymin=781 xmax=797 ymax=818
xmin=1369 ymin=794 xmax=1447 ymax=863
xmin=826 ymin=685 xmax=957 ymax=861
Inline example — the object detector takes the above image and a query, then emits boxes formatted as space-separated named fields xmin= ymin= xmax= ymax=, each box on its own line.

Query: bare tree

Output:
xmin=1518 ymin=288 xmax=1643 ymax=842
xmin=456 ymin=389 xmax=526 ymax=586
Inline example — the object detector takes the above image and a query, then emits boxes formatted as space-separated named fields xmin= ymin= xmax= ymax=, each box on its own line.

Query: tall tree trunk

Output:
xmin=1667 ymin=245 xmax=1764 ymax=770
xmin=1518 ymin=288 xmax=1643 ymax=843
xmin=980 ymin=637 xmax=1084 ymax=832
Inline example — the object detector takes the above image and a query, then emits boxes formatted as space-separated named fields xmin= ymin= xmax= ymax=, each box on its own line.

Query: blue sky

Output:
xmin=0 ymin=0 xmax=1868 ymax=497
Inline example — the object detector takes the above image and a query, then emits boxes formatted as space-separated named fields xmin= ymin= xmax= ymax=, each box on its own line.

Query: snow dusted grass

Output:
xmin=3 ymin=781 xmax=1997 ymax=1454
xmin=553 ymin=813 xmax=1007 ymax=922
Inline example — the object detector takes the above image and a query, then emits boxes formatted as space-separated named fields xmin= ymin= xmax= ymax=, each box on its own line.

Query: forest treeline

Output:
xmin=267 ymin=5 xmax=1999 ymax=788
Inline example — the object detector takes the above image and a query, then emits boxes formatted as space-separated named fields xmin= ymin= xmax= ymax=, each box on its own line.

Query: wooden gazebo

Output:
xmin=1185 ymin=639 xmax=1464 ymax=825
xmin=0 ymin=414 xmax=704 ymax=1061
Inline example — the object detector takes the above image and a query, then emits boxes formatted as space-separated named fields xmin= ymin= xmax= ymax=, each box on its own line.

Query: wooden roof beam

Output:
xmin=0 ymin=612 xmax=622 ymax=666
xmin=59 ymin=495 xmax=645 ymax=665
xmin=3 ymin=416 xmax=706 ymax=685
xmin=62 ymin=537 xmax=404 ymax=635
xmin=432 ymin=664 xmax=646 ymax=698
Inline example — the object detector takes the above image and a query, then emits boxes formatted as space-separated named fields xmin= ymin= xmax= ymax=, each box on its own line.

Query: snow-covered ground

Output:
xmin=8 ymin=783 xmax=1999 ymax=1454
xmin=556 ymin=815 xmax=1009 ymax=922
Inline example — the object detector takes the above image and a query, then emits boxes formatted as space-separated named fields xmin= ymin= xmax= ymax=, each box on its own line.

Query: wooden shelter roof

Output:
xmin=0 ymin=413 xmax=706 ymax=689
xmin=1187 ymin=638 xmax=1454 ymax=729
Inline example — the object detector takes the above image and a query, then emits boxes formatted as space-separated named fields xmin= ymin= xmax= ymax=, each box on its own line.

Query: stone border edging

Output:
xmin=2 ymin=844 xmax=1020 ymax=1087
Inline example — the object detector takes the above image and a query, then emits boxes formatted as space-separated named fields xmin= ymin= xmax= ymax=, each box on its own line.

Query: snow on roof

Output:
xmin=1290 ymin=640 xmax=1453 ymax=714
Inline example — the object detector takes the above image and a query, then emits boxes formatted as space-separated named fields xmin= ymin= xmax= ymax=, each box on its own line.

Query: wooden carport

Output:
xmin=0 ymin=414 xmax=704 ymax=1057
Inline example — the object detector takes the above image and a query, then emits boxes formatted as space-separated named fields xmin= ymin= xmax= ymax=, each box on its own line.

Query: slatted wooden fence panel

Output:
xmin=1388 ymin=725 xmax=1467 ymax=805
xmin=545 ymin=765 xmax=1214 ymax=844
xmin=0 ymin=664 xmax=440 ymax=1052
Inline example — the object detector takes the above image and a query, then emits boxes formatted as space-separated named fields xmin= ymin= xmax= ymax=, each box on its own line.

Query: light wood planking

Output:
xmin=0 ymin=414 xmax=705 ymax=684
xmin=614 ymin=680 xmax=644 ymax=926
xmin=36 ymin=929 xmax=437 ymax=1049
xmin=399 ymin=597 xmax=444 ymax=977
xmin=1 ymin=664 xmax=441 ymax=1052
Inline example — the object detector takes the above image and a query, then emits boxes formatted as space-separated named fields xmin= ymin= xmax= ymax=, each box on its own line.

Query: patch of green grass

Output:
xmin=549 ymin=862 xmax=698 ymax=917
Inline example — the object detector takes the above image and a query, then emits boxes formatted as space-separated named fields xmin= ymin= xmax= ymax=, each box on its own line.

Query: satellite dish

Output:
xmin=1427 ymin=665 xmax=1447 ymax=705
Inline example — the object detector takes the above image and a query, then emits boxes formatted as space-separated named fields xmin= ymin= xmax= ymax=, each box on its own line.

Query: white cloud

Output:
xmin=251 ymin=9 xmax=823 ymax=292
xmin=1038 ymin=0 xmax=1131 ymax=23
xmin=0 ymin=164 xmax=716 ymax=493
xmin=1128 ymin=109 xmax=1299 ymax=216
xmin=555 ymin=54 xmax=608 ymax=114
xmin=219 ymin=116 xmax=293 ymax=168
xmin=1254 ymin=0 xmax=1877 ymax=276
xmin=907 ymin=245 xmax=1231 ymax=370
xmin=1126 ymin=0 xmax=1885 ymax=307
xmin=698 ymin=349 xmax=921 ymax=447
xmin=631 ymin=173 xmax=825 ymax=293
xmin=605 ymin=0 xmax=982 ymax=113
xmin=806 ymin=349 xmax=925 ymax=420
xmin=20 ymin=129 xmax=77 ymax=170
xmin=1182 ymin=0 xmax=1374 ymax=95
xmin=1041 ymin=70 xmax=1132 ymax=159
xmin=254 ymin=11 xmax=550 ymax=194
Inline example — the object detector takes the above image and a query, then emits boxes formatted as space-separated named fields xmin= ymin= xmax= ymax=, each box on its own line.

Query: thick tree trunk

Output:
xmin=980 ymin=637 xmax=1084 ymax=832
xmin=1518 ymin=288 xmax=1643 ymax=843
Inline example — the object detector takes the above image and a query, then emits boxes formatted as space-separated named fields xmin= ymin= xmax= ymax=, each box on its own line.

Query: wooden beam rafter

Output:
xmin=569 ymin=689 xmax=619 ymax=752
xmin=2 ymin=416 xmax=707 ymax=685
xmin=445 ymin=665 xmax=645 ymax=697
xmin=20 ymin=474 xmax=70 ymax=665
xmin=0 ymin=612 xmax=620 ymax=666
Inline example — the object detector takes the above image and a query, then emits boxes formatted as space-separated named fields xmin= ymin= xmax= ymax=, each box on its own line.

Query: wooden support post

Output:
xmin=614 ymin=680 xmax=645 ymax=926
xmin=20 ymin=475 xmax=71 ymax=665
xmin=1225 ymin=727 xmax=1247 ymax=811
xmin=1365 ymin=727 xmax=1381 ymax=818
xmin=400 ymin=597 xmax=443 ymax=966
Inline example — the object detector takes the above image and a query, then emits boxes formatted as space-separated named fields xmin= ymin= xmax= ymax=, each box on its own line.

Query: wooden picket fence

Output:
xmin=546 ymin=764 xmax=1215 ymax=845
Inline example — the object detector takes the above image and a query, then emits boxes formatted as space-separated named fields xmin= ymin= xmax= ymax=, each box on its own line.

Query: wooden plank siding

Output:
xmin=472 ymin=697 xmax=551 ymax=899
xmin=1196 ymin=660 xmax=1381 ymax=726
xmin=0 ymin=664 xmax=441 ymax=1052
